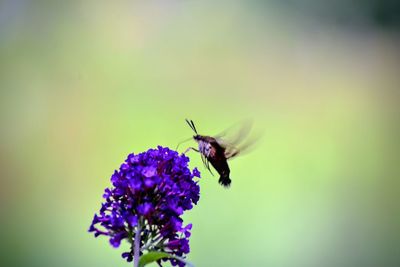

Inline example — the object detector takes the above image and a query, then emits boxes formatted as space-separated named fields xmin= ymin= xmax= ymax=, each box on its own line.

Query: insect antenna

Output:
xmin=185 ymin=119 xmax=198 ymax=134
xmin=190 ymin=120 xmax=198 ymax=134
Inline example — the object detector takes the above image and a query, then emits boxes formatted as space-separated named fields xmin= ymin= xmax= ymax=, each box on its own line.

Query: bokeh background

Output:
xmin=0 ymin=1 xmax=399 ymax=267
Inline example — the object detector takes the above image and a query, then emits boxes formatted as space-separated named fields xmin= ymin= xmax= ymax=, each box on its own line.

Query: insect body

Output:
xmin=183 ymin=119 xmax=251 ymax=188
xmin=194 ymin=134 xmax=232 ymax=187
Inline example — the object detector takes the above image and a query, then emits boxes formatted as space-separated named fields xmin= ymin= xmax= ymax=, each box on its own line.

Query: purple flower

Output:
xmin=193 ymin=168 xmax=201 ymax=178
xmin=137 ymin=202 xmax=154 ymax=216
xmin=89 ymin=146 xmax=200 ymax=266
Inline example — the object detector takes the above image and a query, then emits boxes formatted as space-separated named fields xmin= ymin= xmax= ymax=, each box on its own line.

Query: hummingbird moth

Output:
xmin=181 ymin=119 xmax=257 ymax=188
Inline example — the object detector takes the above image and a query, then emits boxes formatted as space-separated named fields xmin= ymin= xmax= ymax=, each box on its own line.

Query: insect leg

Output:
xmin=175 ymin=137 xmax=193 ymax=150
xmin=183 ymin=147 xmax=199 ymax=154
xmin=201 ymin=153 xmax=214 ymax=176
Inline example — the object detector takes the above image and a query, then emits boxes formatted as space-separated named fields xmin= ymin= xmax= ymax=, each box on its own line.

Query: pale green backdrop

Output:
xmin=0 ymin=1 xmax=399 ymax=267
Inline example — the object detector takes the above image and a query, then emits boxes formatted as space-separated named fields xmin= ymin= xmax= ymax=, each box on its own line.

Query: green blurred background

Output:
xmin=0 ymin=1 xmax=399 ymax=267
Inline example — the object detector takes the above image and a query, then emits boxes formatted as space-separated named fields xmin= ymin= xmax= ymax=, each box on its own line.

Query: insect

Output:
xmin=181 ymin=119 xmax=257 ymax=188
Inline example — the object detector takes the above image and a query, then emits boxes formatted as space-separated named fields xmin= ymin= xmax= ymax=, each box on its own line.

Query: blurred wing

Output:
xmin=224 ymin=145 xmax=240 ymax=159
xmin=214 ymin=119 xmax=253 ymax=144
xmin=214 ymin=120 xmax=262 ymax=160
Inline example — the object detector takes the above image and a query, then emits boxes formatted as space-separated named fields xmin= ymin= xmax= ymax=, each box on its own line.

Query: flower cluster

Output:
xmin=89 ymin=146 xmax=201 ymax=266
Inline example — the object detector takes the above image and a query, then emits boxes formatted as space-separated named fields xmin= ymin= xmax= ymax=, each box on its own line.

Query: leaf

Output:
xmin=138 ymin=251 xmax=195 ymax=267
xmin=138 ymin=251 xmax=171 ymax=267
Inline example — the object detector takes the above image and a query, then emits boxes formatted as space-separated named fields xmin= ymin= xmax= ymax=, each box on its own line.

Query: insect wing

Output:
xmin=214 ymin=119 xmax=253 ymax=144
xmin=214 ymin=119 xmax=261 ymax=159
